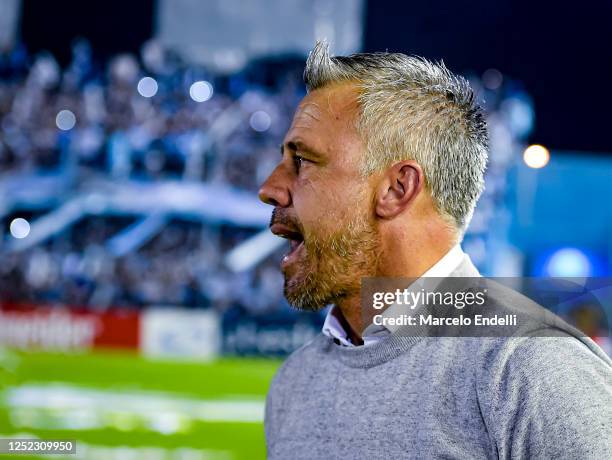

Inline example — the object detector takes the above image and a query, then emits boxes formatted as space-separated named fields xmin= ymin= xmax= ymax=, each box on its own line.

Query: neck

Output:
xmin=335 ymin=295 xmax=366 ymax=345
xmin=335 ymin=219 xmax=457 ymax=342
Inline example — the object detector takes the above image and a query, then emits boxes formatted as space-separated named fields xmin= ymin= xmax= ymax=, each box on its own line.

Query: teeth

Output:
xmin=282 ymin=240 xmax=303 ymax=264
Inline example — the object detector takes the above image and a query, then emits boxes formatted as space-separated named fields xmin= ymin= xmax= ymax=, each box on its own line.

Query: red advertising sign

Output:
xmin=0 ymin=303 xmax=140 ymax=351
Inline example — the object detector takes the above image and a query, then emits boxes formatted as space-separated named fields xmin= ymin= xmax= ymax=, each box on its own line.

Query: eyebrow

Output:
xmin=280 ymin=140 xmax=323 ymax=159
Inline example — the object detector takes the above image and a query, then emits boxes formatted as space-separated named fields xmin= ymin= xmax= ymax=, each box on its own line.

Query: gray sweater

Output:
xmin=265 ymin=262 xmax=612 ymax=459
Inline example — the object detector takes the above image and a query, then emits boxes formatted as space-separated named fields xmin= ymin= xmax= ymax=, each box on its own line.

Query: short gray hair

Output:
xmin=304 ymin=41 xmax=488 ymax=230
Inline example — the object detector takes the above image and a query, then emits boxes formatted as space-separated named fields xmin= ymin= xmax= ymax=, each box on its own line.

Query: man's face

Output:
xmin=259 ymin=83 xmax=380 ymax=311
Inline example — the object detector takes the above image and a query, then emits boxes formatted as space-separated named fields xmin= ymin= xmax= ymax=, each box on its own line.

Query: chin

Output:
xmin=284 ymin=285 xmax=320 ymax=312
xmin=283 ymin=276 xmax=330 ymax=312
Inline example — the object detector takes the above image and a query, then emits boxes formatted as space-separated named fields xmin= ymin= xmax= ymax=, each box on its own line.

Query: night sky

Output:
xmin=364 ymin=0 xmax=612 ymax=154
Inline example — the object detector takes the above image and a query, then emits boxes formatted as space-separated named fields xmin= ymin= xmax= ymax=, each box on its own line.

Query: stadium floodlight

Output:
xmin=523 ymin=144 xmax=550 ymax=168
xmin=56 ymin=110 xmax=76 ymax=131
xmin=137 ymin=77 xmax=158 ymax=98
xmin=545 ymin=247 xmax=592 ymax=278
xmin=249 ymin=110 xmax=271 ymax=132
xmin=189 ymin=80 xmax=213 ymax=102
xmin=9 ymin=218 xmax=30 ymax=239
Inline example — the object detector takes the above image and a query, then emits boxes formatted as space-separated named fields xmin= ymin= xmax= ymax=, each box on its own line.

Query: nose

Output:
xmin=258 ymin=164 xmax=292 ymax=207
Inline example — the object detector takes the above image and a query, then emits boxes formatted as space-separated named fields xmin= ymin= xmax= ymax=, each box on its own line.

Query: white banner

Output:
xmin=140 ymin=308 xmax=221 ymax=360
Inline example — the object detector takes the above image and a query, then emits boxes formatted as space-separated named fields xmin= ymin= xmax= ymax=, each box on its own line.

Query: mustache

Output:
xmin=269 ymin=208 xmax=303 ymax=234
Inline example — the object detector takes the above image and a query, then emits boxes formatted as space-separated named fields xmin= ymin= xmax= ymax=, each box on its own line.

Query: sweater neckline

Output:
xmin=321 ymin=333 xmax=424 ymax=368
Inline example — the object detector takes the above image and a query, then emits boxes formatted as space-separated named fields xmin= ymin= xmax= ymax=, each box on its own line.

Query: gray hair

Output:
xmin=304 ymin=41 xmax=488 ymax=231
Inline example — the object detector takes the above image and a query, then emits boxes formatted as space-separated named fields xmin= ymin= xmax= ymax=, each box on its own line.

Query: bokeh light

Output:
xmin=523 ymin=144 xmax=550 ymax=168
xmin=137 ymin=77 xmax=158 ymax=98
xmin=55 ymin=109 xmax=76 ymax=131
xmin=249 ymin=111 xmax=271 ymax=132
xmin=545 ymin=247 xmax=592 ymax=277
xmin=482 ymin=68 xmax=503 ymax=90
xmin=189 ymin=81 xmax=213 ymax=102
xmin=10 ymin=218 xmax=31 ymax=239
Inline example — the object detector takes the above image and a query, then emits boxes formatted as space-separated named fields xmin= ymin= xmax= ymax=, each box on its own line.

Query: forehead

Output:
xmin=284 ymin=83 xmax=362 ymax=158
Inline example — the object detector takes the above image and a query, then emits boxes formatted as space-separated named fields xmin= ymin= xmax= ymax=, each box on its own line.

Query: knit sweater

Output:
xmin=264 ymin=261 xmax=612 ymax=459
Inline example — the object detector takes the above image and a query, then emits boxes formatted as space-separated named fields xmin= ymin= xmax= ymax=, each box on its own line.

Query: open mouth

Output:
xmin=270 ymin=223 xmax=305 ymax=267
xmin=287 ymin=235 xmax=304 ymax=257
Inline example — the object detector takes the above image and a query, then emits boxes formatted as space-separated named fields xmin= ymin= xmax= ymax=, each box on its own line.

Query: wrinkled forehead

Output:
xmin=285 ymin=83 xmax=362 ymax=160
xmin=293 ymin=83 xmax=360 ymax=128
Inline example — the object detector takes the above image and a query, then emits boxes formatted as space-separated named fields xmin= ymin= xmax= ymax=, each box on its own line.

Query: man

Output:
xmin=258 ymin=42 xmax=612 ymax=459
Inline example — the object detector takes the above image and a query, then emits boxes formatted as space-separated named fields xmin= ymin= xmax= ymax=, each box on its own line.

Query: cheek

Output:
xmin=293 ymin=177 xmax=363 ymax=233
xmin=293 ymin=178 xmax=328 ymax=223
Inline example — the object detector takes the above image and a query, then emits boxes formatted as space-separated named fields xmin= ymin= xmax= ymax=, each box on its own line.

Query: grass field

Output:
xmin=0 ymin=348 xmax=281 ymax=459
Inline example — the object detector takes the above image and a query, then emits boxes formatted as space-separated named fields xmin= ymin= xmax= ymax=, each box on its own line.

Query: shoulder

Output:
xmin=476 ymin=277 xmax=612 ymax=381
xmin=465 ymin=278 xmax=611 ymax=375
xmin=476 ymin=333 xmax=612 ymax=458
xmin=479 ymin=333 xmax=611 ymax=393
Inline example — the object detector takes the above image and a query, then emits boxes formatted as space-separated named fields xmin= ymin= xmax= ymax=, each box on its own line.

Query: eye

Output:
xmin=293 ymin=154 xmax=304 ymax=172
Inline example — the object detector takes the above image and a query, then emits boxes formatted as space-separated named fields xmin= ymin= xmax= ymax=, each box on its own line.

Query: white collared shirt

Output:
xmin=322 ymin=244 xmax=468 ymax=347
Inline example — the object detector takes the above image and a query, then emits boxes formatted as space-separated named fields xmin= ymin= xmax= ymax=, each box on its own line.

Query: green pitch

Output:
xmin=0 ymin=348 xmax=281 ymax=459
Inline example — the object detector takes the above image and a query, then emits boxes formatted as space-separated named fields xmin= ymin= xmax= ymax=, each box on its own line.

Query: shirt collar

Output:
xmin=322 ymin=306 xmax=354 ymax=347
xmin=321 ymin=244 xmax=467 ymax=347
xmin=419 ymin=244 xmax=466 ymax=278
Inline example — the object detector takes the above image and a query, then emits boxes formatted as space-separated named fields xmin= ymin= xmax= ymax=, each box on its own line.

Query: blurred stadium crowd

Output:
xmin=0 ymin=38 xmax=533 ymax=314
xmin=0 ymin=39 xmax=300 ymax=183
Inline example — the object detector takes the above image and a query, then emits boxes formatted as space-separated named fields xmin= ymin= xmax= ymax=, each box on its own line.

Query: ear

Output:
xmin=375 ymin=160 xmax=424 ymax=219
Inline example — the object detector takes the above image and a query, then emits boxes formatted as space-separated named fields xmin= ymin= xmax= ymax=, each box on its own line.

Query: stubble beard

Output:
xmin=283 ymin=212 xmax=381 ymax=312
